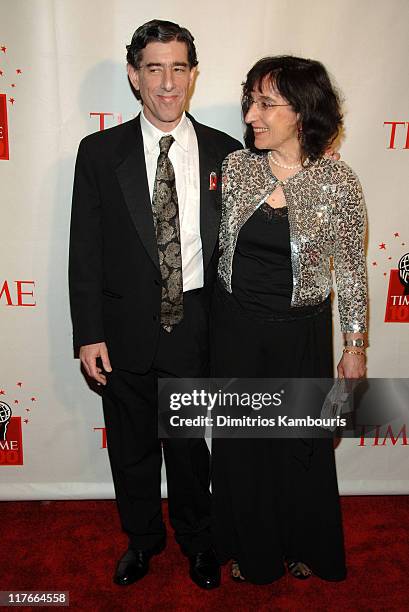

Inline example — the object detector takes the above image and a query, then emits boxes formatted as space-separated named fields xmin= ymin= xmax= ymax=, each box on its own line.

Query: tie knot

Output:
xmin=159 ymin=135 xmax=174 ymax=155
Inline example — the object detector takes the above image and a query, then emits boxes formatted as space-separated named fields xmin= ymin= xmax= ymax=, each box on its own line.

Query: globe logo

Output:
xmin=0 ymin=401 xmax=12 ymax=440
xmin=398 ymin=253 xmax=409 ymax=288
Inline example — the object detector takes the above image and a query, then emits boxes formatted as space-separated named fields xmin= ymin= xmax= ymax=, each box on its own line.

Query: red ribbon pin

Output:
xmin=209 ymin=172 xmax=217 ymax=190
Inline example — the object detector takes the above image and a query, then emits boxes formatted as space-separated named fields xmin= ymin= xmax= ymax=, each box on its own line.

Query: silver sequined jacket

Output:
xmin=218 ymin=149 xmax=367 ymax=333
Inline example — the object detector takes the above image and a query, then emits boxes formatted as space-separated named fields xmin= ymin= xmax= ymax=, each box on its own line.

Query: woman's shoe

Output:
xmin=231 ymin=559 xmax=246 ymax=582
xmin=286 ymin=559 xmax=312 ymax=580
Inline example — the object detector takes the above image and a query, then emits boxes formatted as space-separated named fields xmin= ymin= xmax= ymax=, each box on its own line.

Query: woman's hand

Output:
xmin=337 ymin=351 xmax=366 ymax=379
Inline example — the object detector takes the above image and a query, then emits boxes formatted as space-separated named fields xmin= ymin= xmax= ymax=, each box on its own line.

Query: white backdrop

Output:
xmin=0 ymin=0 xmax=408 ymax=499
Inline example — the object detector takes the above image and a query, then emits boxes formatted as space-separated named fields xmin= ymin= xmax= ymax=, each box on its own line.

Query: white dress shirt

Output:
xmin=140 ymin=110 xmax=203 ymax=291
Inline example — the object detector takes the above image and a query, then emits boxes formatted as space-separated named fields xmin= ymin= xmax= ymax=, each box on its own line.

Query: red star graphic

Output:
xmin=24 ymin=419 xmax=29 ymax=424
xmin=1 ymin=46 xmax=6 ymax=53
xmin=394 ymin=232 xmax=400 ymax=237
xmin=372 ymin=261 xmax=377 ymax=266
xmin=14 ymin=400 xmax=19 ymax=404
xmin=379 ymin=243 xmax=386 ymax=250
xmin=0 ymin=390 xmax=5 ymax=395
xmin=31 ymin=397 xmax=36 ymax=401
xmin=16 ymin=68 xmax=22 ymax=74
xmin=17 ymin=382 xmax=22 ymax=387
xmin=9 ymin=97 xmax=15 ymax=105
xmin=11 ymin=83 xmax=16 ymax=87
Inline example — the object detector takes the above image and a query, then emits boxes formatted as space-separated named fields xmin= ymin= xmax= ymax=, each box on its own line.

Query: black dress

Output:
xmin=211 ymin=202 xmax=346 ymax=584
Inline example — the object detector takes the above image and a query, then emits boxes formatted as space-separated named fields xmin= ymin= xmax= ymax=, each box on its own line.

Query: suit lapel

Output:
xmin=114 ymin=114 xmax=222 ymax=273
xmin=114 ymin=116 xmax=160 ymax=269
xmin=189 ymin=115 xmax=222 ymax=272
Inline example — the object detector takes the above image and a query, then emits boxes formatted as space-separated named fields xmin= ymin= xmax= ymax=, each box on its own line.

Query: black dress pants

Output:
xmin=102 ymin=290 xmax=211 ymax=555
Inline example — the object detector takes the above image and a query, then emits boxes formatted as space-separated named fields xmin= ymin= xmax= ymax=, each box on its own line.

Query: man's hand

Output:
xmin=79 ymin=342 xmax=112 ymax=385
xmin=324 ymin=148 xmax=340 ymax=161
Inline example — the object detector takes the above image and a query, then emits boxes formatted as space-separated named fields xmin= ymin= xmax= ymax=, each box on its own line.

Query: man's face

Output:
xmin=127 ymin=40 xmax=196 ymax=132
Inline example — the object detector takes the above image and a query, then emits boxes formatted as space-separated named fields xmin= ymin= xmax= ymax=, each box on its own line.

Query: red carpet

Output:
xmin=1 ymin=497 xmax=408 ymax=611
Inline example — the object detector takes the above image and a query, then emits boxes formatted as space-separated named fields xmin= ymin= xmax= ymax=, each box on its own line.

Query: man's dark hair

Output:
xmin=242 ymin=55 xmax=343 ymax=161
xmin=126 ymin=19 xmax=198 ymax=69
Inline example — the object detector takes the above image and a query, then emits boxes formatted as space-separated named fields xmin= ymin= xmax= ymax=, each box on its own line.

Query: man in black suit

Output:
xmin=69 ymin=19 xmax=241 ymax=589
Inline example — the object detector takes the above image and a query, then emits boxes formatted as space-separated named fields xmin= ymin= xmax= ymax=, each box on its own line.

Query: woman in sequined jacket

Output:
xmin=211 ymin=56 xmax=368 ymax=585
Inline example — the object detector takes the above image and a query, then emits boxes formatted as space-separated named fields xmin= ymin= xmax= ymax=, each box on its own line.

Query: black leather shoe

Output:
xmin=189 ymin=549 xmax=220 ymax=590
xmin=113 ymin=541 xmax=165 ymax=586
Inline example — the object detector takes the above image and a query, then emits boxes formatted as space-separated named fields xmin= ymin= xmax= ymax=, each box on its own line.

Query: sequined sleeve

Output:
xmin=332 ymin=164 xmax=368 ymax=332
xmin=219 ymin=155 xmax=231 ymax=259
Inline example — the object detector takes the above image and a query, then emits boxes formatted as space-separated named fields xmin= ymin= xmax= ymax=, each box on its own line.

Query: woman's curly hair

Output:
xmin=242 ymin=55 xmax=343 ymax=161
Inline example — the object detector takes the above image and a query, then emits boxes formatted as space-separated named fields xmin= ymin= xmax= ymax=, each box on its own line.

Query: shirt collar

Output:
xmin=140 ymin=109 xmax=189 ymax=154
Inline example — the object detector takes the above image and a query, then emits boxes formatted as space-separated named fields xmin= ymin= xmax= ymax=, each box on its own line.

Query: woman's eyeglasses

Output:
xmin=244 ymin=96 xmax=290 ymax=112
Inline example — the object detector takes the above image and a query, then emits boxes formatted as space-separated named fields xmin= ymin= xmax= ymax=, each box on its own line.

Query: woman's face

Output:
xmin=244 ymin=78 xmax=299 ymax=152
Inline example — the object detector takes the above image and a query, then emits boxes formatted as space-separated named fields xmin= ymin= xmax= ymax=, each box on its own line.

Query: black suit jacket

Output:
xmin=69 ymin=113 xmax=242 ymax=372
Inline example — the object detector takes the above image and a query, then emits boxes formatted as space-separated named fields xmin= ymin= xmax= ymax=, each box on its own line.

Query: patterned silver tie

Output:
xmin=152 ymin=135 xmax=183 ymax=332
